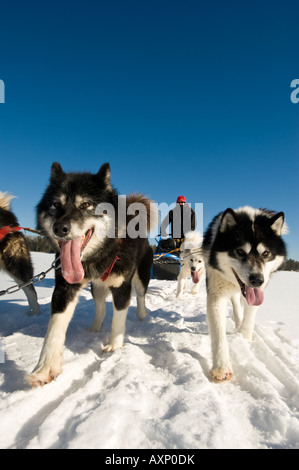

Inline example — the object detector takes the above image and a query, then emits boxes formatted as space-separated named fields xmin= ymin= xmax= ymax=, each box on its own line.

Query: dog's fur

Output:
xmin=27 ymin=162 xmax=157 ymax=387
xmin=202 ymin=206 xmax=287 ymax=382
xmin=176 ymin=231 xmax=205 ymax=299
xmin=0 ymin=192 xmax=40 ymax=315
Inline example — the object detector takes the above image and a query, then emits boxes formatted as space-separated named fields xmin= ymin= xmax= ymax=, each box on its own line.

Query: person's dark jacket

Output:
xmin=161 ymin=204 xmax=196 ymax=238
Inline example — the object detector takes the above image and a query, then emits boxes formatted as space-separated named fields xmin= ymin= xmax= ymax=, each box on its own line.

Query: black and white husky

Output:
xmin=176 ymin=231 xmax=205 ymax=299
xmin=202 ymin=206 xmax=287 ymax=382
xmin=27 ymin=162 xmax=157 ymax=387
xmin=0 ymin=192 xmax=40 ymax=315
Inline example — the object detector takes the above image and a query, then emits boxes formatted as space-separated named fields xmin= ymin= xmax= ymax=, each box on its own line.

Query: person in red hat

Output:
xmin=161 ymin=196 xmax=196 ymax=248
xmin=176 ymin=195 xmax=187 ymax=204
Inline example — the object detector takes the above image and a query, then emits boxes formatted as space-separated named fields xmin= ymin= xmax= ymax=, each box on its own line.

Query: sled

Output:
xmin=152 ymin=237 xmax=181 ymax=280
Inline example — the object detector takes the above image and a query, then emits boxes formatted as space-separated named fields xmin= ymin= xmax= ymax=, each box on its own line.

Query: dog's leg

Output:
xmin=133 ymin=246 xmax=152 ymax=320
xmin=191 ymin=281 xmax=200 ymax=295
xmin=3 ymin=258 xmax=40 ymax=315
xmin=2 ymin=234 xmax=41 ymax=315
xmin=231 ymin=293 xmax=243 ymax=329
xmin=22 ymin=284 xmax=41 ymax=315
xmin=103 ymin=282 xmax=132 ymax=352
xmin=133 ymin=272 xmax=148 ymax=321
xmin=176 ymin=273 xmax=186 ymax=299
xmin=207 ymin=292 xmax=233 ymax=382
xmin=89 ymin=281 xmax=108 ymax=331
xmin=9 ymin=274 xmax=40 ymax=315
xmin=27 ymin=279 xmax=82 ymax=387
xmin=239 ymin=304 xmax=258 ymax=341
xmin=176 ymin=264 xmax=187 ymax=299
xmin=103 ymin=306 xmax=129 ymax=352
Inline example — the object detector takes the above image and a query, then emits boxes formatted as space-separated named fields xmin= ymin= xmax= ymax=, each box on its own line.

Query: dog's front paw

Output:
xmin=102 ymin=344 xmax=116 ymax=353
xmin=102 ymin=336 xmax=124 ymax=353
xmin=26 ymin=366 xmax=62 ymax=387
xmin=102 ymin=343 xmax=123 ymax=353
xmin=136 ymin=306 xmax=148 ymax=321
xmin=27 ymin=306 xmax=41 ymax=316
xmin=239 ymin=327 xmax=253 ymax=342
xmin=26 ymin=353 xmax=63 ymax=387
xmin=210 ymin=366 xmax=233 ymax=382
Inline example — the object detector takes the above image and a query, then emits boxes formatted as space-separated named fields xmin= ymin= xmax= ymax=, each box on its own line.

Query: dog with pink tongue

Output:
xmin=202 ymin=206 xmax=288 ymax=382
xmin=27 ymin=162 xmax=157 ymax=387
xmin=176 ymin=231 xmax=205 ymax=299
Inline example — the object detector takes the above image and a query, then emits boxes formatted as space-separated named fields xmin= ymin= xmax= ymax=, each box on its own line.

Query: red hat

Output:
xmin=176 ymin=195 xmax=186 ymax=203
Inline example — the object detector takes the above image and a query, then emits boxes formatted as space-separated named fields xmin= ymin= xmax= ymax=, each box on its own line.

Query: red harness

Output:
xmin=0 ymin=225 xmax=41 ymax=241
xmin=0 ymin=225 xmax=23 ymax=241
xmin=100 ymin=239 xmax=122 ymax=282
xmin=100 ymin=255 xmax=121 ymax=282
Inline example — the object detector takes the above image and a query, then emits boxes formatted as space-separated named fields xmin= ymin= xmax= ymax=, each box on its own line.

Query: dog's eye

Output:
xmin=190 ymin=258 xmax=193 ymax=262
xmin=53 ymin=201 xmax=61 ymax=209
xmin=80 ymin=202 xmax=91 ymax=210
xmin=237 ymin=248 xmax=246 ymax=256
xmin=261 ymin=250 xmax=270 ymax=258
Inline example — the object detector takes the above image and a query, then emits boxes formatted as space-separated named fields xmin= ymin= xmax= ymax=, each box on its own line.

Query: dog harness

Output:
xmin=0 ymin=225 xmax=41 ymax=241
xmin=100 ymin=239 xmax=123 ymax=282
xmin=0 ymin=225 xmax=23 ymax=241
xmin=100 ymin=255 xmax=121 ymax=282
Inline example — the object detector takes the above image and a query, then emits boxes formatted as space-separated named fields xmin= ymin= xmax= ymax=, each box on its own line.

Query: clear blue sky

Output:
xmin=0 ymin=0 xmax=298 ymax=259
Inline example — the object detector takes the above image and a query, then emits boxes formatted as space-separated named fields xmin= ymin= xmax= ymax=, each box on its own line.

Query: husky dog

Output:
xmin=176 ymin=231 xmax=205 ymax=299
xmin=27 ymin=162 xmax=157 ymax=387
xmin=202 ymin=206 xmax=287 ymax=382
xmin=0 ymin=192 xmax=40 ymax=315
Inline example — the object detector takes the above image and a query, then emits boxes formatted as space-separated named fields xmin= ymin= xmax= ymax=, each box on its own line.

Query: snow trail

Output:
xmin=0 ymin=253 xmax=298 ymax=449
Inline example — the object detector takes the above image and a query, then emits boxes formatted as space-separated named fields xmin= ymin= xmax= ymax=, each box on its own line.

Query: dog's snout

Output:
xmin=249 ymin=273 xmax=264 ymax=288
xmin=53 ymin=221 xmax=70 ymax=238
xmin=191 ymin=266 xmax=196 ymax=272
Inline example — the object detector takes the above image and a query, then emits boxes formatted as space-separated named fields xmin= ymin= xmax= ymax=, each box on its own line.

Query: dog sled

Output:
xmin=152 ymin=236 xmax=181 ymax=280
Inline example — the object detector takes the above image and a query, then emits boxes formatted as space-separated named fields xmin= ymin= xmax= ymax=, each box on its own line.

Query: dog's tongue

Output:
xmin=245 ymin=286 xmax=264 ymax=306
xmin=191 ymin=270 xmax=200 ymax=284
xmin=58 ymin=238 xmax=84 ymax=284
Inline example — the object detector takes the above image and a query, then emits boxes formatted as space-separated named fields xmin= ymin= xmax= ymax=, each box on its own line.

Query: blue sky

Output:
xmin=0 ymin=0 xmax=298 ymax=259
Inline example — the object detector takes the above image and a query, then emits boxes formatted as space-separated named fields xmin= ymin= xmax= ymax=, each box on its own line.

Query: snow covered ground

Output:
xmin=0 ymin=252 xmax=299 ymax=449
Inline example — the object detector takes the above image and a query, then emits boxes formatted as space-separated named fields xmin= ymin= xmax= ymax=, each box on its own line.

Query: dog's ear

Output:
xmin=50 ymin=162 xmax=65 ymax=182
xmin=269 ymin=212 xmax=288 ymax=236
xmin=220 ymin=208 xmax=237 ymax=232
xmin=97 ymin=163 xmax=112 ymax=191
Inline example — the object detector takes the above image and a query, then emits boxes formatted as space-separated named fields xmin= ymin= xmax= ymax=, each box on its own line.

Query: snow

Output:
xmin=0 ymin=252 xmax=299 ymax=449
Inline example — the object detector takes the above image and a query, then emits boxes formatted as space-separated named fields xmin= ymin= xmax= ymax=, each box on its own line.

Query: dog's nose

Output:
xmin=249 ymin=273 xmax=264 ymax=287
xmin=191 ymin=266 xmax=196 ymax=272
xmin=53 ymin=221 xmax=70 ymax=238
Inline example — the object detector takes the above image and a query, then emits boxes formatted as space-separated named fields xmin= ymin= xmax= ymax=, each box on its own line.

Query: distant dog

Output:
xmin=27 ymin=162 xmax=157 ymax=387
xmin=0 ymin=192 xmax=40 ymax=315
xmin=202 ymin=206 xmax=287 ymax=382
xmin=177 ymin=231 xmax=205 ymax=299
